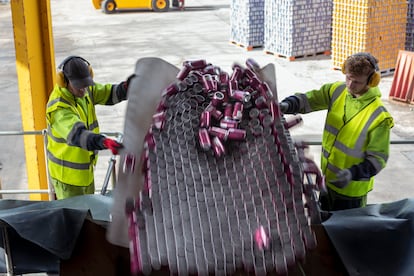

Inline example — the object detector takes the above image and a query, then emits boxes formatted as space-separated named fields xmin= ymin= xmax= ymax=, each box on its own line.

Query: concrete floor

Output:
xmin=0 ymin=0 xmax=414 ymax=206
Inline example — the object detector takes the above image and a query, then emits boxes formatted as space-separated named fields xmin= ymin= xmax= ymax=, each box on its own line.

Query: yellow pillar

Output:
xmin=10 ymin=0 xmax=56 ymax=200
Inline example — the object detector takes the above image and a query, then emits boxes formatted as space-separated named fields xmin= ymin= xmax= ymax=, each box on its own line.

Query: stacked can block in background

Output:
xmin=230 ymin=0 xmax=265 ymax=49
xmin=263 ymin=0 xmax=332 ymax=60
xmin=406 ymin=0 xmax=414 ymax=51
xmin=332 ymin=0 xmax=408 ymax=74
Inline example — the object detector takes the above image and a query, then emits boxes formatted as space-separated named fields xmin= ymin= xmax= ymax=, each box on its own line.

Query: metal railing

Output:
xmin=0 ymin=129 xmax=123 ymax=200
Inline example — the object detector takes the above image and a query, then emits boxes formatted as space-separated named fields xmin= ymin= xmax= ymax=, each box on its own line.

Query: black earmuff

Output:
xmin=341 ymin=52 xmax=380 ymax=87
xmin=56 ymin=56 xmax=94 ymax=88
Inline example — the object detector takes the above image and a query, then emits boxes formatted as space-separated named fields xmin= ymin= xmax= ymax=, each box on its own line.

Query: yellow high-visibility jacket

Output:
xmin=46 ymin=83 xmax=115 ymax=187
xmin=296 ymin=82 xmax=394 ymax=197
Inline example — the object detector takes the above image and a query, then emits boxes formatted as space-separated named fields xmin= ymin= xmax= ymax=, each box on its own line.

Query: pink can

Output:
xmin=232 ymin=101 xmax=244 ymax=121
xmin=212 ymin=136 xmax=226 ymax=157
xmin=227 ymin=128 xmax=246 ymax=141
xmin=198 ymin=128 xmax=211 ymax=151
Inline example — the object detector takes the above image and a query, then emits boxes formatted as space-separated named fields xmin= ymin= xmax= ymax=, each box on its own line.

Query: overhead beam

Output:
xmin=10 ymin=0 xmax=56 ymax=200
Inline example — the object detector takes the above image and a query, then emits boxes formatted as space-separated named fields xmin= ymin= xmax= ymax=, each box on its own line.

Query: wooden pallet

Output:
xmin=230 ymin=41 xmax=263 ymax=51
xmin=264 ymin=50 xmax=331 ymax=61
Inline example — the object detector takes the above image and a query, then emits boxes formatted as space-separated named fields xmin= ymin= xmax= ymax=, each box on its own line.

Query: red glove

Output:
xmin=103 ymin=138 xmax=123 ymax=155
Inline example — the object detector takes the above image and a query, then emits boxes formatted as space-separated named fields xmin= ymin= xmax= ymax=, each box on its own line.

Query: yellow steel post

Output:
xmin=10 ymin=0 xmax=56 ymax=200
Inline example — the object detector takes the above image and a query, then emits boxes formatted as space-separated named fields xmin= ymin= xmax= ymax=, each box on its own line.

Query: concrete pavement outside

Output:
xmin=0 ymin=0 xmax=414 ymax=206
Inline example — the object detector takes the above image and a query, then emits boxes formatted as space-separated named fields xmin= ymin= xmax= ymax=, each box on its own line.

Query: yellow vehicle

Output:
xmin=92 ymin=0 xmax=183 ymax=13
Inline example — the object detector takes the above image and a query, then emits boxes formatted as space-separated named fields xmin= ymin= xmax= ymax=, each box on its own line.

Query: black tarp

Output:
xmin=323 ymin=198 xmax=414 ymax=276
xmin=0 ymin=194 xmax=111 ymax=274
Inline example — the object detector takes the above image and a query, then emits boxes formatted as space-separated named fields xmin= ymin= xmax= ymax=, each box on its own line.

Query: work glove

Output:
xmin=123 ymin=73 xmax=136 ymax=91
xmin=279 ymin=95 xmax=300 ymax=114
xmin=330 ymin=169 xmax=352 ymax=188
xmin=279 ymin=102 xmax=290 ymax=113
xmin=103 ymin=138 xmax=123 ymax=155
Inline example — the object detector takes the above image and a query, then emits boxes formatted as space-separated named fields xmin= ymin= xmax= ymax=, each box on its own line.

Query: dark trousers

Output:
xmin=319 ymin=187 xmax=367 ymax=211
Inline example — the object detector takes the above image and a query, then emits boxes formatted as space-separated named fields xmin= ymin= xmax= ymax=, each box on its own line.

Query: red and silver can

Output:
xmin=270 ymin=101 xmax=281 ymax=120
xmin=211 ymin=91 xmax=225 ymax=107
xmin=246 ymin=58 xmax=260 ymax=72
xmin=219 ymin=72 xmax=229 ymax=86
xmin=202 ymin=74 xmax=217 ymax=93
xmin=230 ymin=64 xmax=243 ymax=81
xmin=284 ymin=115 xmax=303 ymax=129
xmin=185 ymin=59 xmax=207 ymax=70
xmin=249 ymin=76 xmax=262 ymax=90
xmin=152 ymin=111 xmax=166 ymax=130
xmin=227 ymin=128 xmax=246 ymax=141
xmin=176 ymin=64 xmax=192 ymax=81
xmin=224 ymin=103 xmax=233 ymax=120
xmin=144 ymin=130 xmax=156 ymax=150
xmin=199 ymin=110 xmax=211 ymax=128
xmin=229 ymin=79 xmax=239 ymax=94
xmin=232 ymin=90 xmax=251 ymax=103
xmin=212 ymin=136 xmax=226 ymax=157
xmin=243 ymin=68 xmax=256 ymax=80
xmin=205 ymin=103 xmax=223 ymax=120
xmin=232 ymin=101 xmax=244 ymax=121
xmin=255 ymin=96 xmax=268 ymax=109
xmin=123 ymin=153 xmax=136 ymax=174
xmin=220 ymin=119 xmax=238 ymax=129
xmin=162 ymin=82 xmax=179 ymax=97
xmin=249 ymin=108 xmax=260 ymax=119
xmin=156 ymin=97 xmax=167 ymax=112
xmin=198 ymin=128 xmax=212 ymax=151
xmin=203 ymin=64 xmax=220 ymax=75
xmin=208 ymin=126 xmax=229 ymax=141
xmin=259 ymin=82 xmax=273 ymax=100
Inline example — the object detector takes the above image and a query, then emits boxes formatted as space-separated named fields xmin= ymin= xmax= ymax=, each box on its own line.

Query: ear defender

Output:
xmin=56 ymin=56 xmax=94 ymax=88
xmin=341 ymin=53 xmax=380 ymax=87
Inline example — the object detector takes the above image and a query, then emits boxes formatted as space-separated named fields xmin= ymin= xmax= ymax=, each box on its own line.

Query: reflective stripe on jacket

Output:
xmin=46 ymin=83 xmax=113 ymax=186
xmin=320 ymin=82 xmax=393 ymax=197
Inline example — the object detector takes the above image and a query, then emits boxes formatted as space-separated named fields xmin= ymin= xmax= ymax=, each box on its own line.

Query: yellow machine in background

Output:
xmin=92 ymin=0 xmax=184 ymax=13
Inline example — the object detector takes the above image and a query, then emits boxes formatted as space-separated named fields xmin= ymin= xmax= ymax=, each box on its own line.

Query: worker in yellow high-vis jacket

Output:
xmin=46 ymin=56 xmax=134 ymax=199
xmin=279 ymin=53 xmax=394 ymax=211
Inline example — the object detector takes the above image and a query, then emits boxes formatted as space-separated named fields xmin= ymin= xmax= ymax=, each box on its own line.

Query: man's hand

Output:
xmin=103 ymin=138 xmax=123 ymax=155
xmin=330 ymin=169 xmax=352 ymax=188
xmin=125 ymin=74 xmax=136 ymax=89
xmin=279 ymin=102 xmax=290 ymax=113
